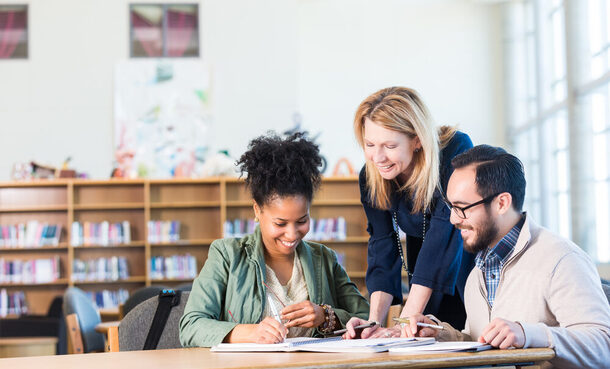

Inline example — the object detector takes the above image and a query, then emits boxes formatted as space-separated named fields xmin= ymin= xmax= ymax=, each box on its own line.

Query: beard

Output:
xmin=459 ymin=213 xmax=499 ymax=254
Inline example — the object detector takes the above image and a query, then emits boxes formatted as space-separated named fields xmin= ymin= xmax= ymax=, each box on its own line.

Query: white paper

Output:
xmin=389 ymin=341 xmax=492 ymax=353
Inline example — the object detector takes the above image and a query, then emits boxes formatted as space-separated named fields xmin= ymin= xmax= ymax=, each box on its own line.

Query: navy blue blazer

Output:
xmin=361 ymin=131 xmax=475 ymax=306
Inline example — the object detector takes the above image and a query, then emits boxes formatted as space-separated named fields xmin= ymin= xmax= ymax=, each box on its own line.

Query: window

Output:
xmin=504 ymin=0 xmax=610 ymax=262
xmin=130 ymin=4 xmax=199 ymax=58
xmin=0 ymin=5 xmax=27 ymax=59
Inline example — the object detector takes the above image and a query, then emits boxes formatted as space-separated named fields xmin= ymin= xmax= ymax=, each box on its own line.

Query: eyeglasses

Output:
xmin=443 ymin=192 xmax=502 ymax=219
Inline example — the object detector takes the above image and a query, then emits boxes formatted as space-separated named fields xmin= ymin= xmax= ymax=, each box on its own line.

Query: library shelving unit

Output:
xmin=0 ymin=177 xmax=369 ymax=315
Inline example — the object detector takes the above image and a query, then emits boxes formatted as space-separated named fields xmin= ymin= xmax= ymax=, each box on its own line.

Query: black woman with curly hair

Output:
xmin=179 ymin=132 xmax=369 ymax=347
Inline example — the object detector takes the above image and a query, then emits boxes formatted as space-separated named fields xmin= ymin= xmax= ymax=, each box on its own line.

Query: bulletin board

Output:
xmin=114 ymin=60 xmax=211 ymax=178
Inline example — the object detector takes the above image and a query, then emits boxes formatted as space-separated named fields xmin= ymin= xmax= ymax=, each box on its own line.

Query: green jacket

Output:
xmin=179 ymin=227 xmax=369 ymax=347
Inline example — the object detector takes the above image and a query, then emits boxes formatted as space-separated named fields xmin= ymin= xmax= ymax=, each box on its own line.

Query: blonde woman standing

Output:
xmin=344 ymin=87 xmax=475 ymax=338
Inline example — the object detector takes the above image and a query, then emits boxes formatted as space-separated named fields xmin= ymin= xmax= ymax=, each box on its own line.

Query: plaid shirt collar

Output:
xmin=475 ymin=215 xmax=525 ymax=270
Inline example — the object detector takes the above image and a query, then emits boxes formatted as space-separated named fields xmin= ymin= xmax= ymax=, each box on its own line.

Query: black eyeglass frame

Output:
xmin=443 ymin=192 xmax=503 ymax=219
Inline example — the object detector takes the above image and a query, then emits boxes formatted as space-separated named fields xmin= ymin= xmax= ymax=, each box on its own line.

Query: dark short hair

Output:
xmin=236 ymin=131 xmax=322 ymax=206
xmin=451 ymin=145 xmax=526 ymax=212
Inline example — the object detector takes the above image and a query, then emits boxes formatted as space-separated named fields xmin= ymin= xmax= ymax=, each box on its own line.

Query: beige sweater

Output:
xmin=438 ymin=215 xmax=610 ymax=369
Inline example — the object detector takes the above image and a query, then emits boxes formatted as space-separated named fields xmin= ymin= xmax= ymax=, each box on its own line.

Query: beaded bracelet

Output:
xmin=318 ymin=304 xmax=337 ymax=333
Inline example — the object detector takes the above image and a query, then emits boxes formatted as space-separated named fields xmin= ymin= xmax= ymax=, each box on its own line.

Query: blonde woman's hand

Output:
xmin=369 ymin=326 xmax=401 ymax=338
xmin=342 ymin=317 xmax=379 ymax=339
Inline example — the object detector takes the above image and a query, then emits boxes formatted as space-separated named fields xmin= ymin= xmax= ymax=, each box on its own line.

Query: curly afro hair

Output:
xmin=236 ymin=131 xmax=322 ymax=206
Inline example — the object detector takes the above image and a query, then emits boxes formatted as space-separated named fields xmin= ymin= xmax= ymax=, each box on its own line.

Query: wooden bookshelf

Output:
xmin=0 ymin=177 xmax=369 ymax=314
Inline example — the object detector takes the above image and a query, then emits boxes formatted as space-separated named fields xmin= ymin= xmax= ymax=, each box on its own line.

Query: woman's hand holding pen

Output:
xmin=223 ymin=317 xmax=287 ymax=344
xmin=342 ymin=317 xmax=379 ymax=339
xmin=250 ymin=317 xmax=288 ymax=344
xmin=281 ymin=301 xmax=325 ymax=328
xmin=399 ymin=314 xmax=440 ymax=338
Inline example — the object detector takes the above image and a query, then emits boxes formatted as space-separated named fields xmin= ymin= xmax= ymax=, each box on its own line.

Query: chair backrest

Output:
xmin=121 ymin=285 xmax=170 ymax=318
xmin=175 ymin=282 xmax=192 ymax=292
xmin=63 ymin=287 xmax=105 ymax=353
xmin=118 ymin=291 xmax=190 ymax=351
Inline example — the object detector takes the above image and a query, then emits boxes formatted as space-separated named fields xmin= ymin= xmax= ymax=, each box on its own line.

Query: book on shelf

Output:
xmin=147 ymin=220 xmax=181 ymax=243
xmin=0 ymin=289 xmax=28 ymax=317
xmin=85 ymin=288 xmax=129 ymax=309
xmin=0 ymin=222 xmax=62 ymax=248
xmin=71 ymin=221 xmax=131 ymax=246
xmin=223 ymin=218 xmax=256 ymax=238
xmin=303 ymin=217 xmax=347 ymax=241
xmin=149 ymin=254 xmax=197 ymax=280
xmin=0 ymin=256 xmax=60 ymax=283
xmin=72 ymin=256 xmax=130 ymax=282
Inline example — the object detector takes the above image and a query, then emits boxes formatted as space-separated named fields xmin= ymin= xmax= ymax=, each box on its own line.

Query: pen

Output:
xmin=393 ymin=317 xmax=445 ymax=330
xmin=267 ymin=295 xmax=282 ymax=323
xmin=331 ymin=321 xmax=377 ymax=336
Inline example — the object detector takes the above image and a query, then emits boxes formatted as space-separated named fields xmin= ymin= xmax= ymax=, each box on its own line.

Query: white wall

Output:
xmin=297 ymin=0 xmax=505 ymax=173
xmin=0 ymin=0 xmax=503 ymax=180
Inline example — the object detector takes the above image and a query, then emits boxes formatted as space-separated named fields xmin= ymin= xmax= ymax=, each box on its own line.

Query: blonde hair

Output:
xmin=354 ymin=87 xmax=456 ymax=212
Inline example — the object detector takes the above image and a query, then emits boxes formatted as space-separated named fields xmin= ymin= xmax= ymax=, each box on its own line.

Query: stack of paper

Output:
xmin=211 ymin=336 xmax=435 ymax=353
xmin=389 ymin=341 xmax=492 ymax=354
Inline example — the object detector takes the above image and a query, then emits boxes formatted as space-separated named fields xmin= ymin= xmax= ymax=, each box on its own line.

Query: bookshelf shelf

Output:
xmin=149 ymin=278 xmax=194 ymax=284
xmin=73 ymin=203 xmax=145 ymax=210
xmin=0 ymin=245 xmax=69 ymax=252
xmin=72 ymin=242 xmax=146 ymax=250
xmin=0 ymin=279 xmax=70 ymax=287
xmin=225 ymin=200 xmax=253 ymax=207
xmin=72 ymin=276 xmax=147 ymax=285
xmin=150 ymin=238 xmax=215 ymax=247
xmin=150 ymin=201 xmax=221 ymax=209
xmin=1 ymin=177 xmax=369 ymax=312
xmin=0 ymin=205 xmax=68 ymax=213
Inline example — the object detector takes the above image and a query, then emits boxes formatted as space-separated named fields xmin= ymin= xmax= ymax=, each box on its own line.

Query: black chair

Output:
xmin=118 ymin=291 xmax=190 ymax=351
xmin=121 ymin=286 xmax=170 ymax=318
xmin=175 ymin=282 xmax=192 ymax=292
xmin=0 ymin=296 xmax=67 ymax=354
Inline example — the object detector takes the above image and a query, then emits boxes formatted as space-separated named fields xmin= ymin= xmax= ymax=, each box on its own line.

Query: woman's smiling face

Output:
xmin=363 ymin=118 xmax=421 ymax=181
xmin=254 ymin=195 xmax=311 ymax=258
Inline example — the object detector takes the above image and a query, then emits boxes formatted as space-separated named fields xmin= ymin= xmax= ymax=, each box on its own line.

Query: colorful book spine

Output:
xmin=0 ymin=223 xmax=62 ymax=248
xmin=149 ymin=254 xmax=197 ymax=280
xmin=0 ymin=256 xmax=60 ymax=283
xmin=223 ymin=218 xmax=256 ymax=238
xmin=147 ymin=220 xmax=181 ymax=243
xmin=85 ymin=289 xmax=130 ymax=309
xmin=0 ymin=289 xmax=28 ymax=317
xmin=72 ymin=257 xmax=130 ymax=282
xmin=71 ymin=221 xmax=131 ymax=246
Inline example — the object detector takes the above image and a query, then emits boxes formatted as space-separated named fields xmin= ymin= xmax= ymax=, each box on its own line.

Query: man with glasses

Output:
xmin=402 ymin=145 xmax=610 ymax=369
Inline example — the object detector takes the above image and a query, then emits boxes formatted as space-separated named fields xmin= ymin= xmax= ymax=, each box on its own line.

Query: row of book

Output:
xmin=223 ymin=219 xmax=256 ymax=238
xmin=0 ymin=289 xmax=27 ymax=317
xmin=71 ymin=221 xmax=131 ymax=246
xmin=0 ymin=222 xmax=62 ymax=248
xmin=147 ymin=220 xmax=181 ymax=243
xmin=72 ymin=257 xmax=130 ymax=282
xmin=85 ymin=288 xmax=130 ymax=309
xmin=149 ymin=254 xmax=197 ymax=280
xmin=0 ymin=257 xmax=61 ymax=284
xmin=304 ymin=217 xmax=347 ymax=241
xmin=223 ymin=217 xmax=348 ymax=241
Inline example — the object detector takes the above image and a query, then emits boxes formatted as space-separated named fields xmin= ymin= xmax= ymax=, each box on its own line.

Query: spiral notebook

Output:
xmin=389 ymin=341 xmax=493 ymax=354
xmin=211 ymin=336 xmax=435 ymax=353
